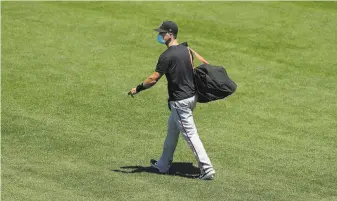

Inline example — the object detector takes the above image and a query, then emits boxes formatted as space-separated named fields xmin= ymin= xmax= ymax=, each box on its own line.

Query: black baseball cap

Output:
xmin=154 ymin=21 xmax=178 ymax=35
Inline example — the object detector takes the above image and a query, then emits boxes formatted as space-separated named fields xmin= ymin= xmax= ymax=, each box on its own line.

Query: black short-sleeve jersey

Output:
xmin=155 ymin=45 xmax=195 ymax=101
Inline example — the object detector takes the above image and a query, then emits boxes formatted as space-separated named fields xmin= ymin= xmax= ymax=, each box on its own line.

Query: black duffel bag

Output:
xmin=194 ymin=63 xmax=237 ymax=103
xmin=182 ymin=42 xmax=237 ymax=103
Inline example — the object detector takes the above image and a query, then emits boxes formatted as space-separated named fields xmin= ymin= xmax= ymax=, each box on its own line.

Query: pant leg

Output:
xmin=171 ymin=96 xmax=214 ymax=173
xmin=156 ymin=110 xmax=180 ymax=171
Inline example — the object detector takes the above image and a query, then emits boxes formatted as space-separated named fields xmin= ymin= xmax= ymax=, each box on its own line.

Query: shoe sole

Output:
xmin=199 ymin=170 xmax=215 ymax=180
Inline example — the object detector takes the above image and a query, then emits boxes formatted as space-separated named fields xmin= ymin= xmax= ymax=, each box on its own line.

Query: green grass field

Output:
xmin=2 ymin=2 xmax=337 ymax=201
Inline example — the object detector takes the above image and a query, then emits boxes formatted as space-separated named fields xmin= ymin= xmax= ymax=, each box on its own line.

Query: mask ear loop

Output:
xmin=165 ymin=33 xmax=173 ymax=45
xmin=167 ymin=33 xmax=174 ymax=39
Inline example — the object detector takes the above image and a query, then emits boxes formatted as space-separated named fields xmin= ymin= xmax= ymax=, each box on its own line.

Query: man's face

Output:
xmin=160 ymin=32 xmax=172 ymax=41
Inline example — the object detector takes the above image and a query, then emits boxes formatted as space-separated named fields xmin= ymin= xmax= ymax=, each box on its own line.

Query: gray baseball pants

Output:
xmin=156 ymin=95 xmax=214 ymax=173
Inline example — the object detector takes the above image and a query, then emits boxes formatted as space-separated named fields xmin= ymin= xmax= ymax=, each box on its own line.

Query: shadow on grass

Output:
xmin=112 ymin=162 xmax=200 ymax=179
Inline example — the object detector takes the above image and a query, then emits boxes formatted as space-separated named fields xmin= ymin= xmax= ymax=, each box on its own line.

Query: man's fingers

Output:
xmin=128 ymin=87 xmax=138 ymax=98
xmin=128 ymin=90 xmax=135 ymax=98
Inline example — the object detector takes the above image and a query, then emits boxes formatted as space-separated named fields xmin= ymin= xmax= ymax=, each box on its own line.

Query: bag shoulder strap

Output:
xmin=188 ymin=48 xmax=194 ymax=68
xmin=188 ymin=47 xmax=209 ymax=65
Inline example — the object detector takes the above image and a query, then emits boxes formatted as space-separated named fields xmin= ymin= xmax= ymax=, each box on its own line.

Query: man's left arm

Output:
xmin=127 ymin=72 xmax=162 ymax=97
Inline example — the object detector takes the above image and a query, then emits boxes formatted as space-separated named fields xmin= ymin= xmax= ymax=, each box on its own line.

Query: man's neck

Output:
xmin=167 ymin=39 xmax=179 ymax=48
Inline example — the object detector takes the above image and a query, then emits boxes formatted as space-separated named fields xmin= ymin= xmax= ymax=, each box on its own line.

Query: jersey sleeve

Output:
xmin=155 ymin=55 xmax=170 ymax=74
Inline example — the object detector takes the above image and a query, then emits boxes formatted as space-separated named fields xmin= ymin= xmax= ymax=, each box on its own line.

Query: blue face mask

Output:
xmin=157 ymin=34 xmax=166 ymax=44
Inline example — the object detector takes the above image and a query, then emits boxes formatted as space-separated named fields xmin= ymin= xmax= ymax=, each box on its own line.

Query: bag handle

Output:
xmin=188 ymin=47 xmax=209 ymax=67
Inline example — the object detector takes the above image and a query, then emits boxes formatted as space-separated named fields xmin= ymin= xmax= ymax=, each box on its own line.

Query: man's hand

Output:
xmin=127 ymin=72 xmax=162 ymax=98
xmin=128 ymin=87 xmax=137 ymax=97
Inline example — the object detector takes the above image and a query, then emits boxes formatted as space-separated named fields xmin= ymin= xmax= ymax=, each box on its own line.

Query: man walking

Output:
xmin=128 ymin=21 xmax=215 ymax=180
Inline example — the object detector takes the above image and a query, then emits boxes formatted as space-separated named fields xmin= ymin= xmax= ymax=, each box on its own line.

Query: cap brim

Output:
xmin=154 ymin=28 xmax=168 ymax=33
